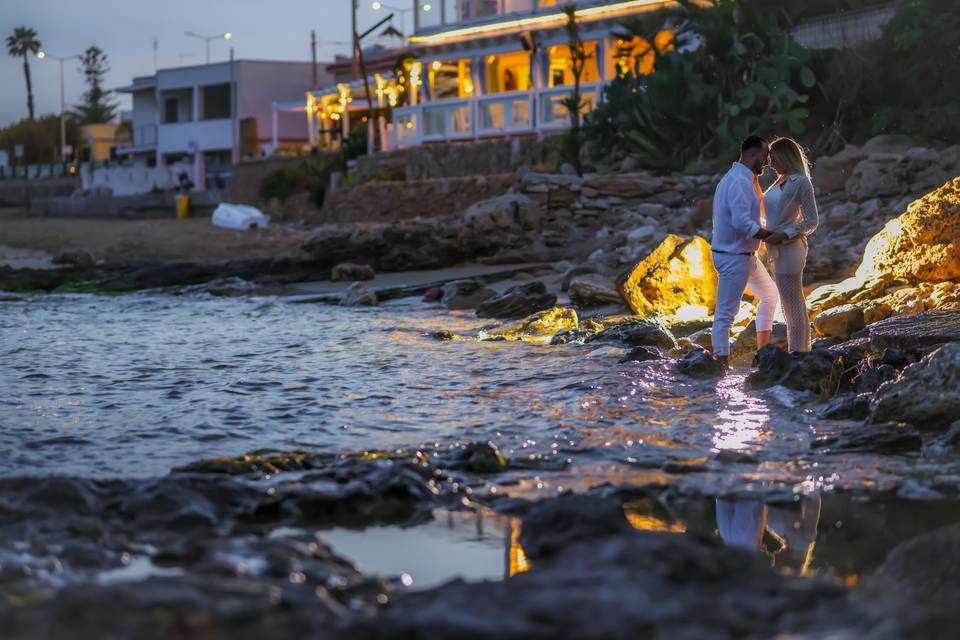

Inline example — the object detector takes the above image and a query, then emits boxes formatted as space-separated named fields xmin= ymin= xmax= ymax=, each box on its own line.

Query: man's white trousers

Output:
xmin=711 ymin=253 xmax=779 ymax=357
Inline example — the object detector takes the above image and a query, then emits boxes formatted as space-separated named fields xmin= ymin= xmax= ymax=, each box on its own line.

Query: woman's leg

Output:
xmin=746 ymin=256 xmax=779 ymax=347
xmin=775 ymin=271 xmax=811 ymax=352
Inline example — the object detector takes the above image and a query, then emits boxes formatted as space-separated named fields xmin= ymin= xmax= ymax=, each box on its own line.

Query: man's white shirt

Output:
xmin=711 ymin=162 xmax=762 ymax=254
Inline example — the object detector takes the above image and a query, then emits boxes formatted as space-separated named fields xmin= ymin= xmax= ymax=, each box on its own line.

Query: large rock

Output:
xmin=568 ymin=274 xmax=623 ymax=308
xmin=618 ymin=234 xmax=718 ymax=318
xmin=331 ymin=262 xmax=375 ymax=281
xmin=441 ymin=279 xmax=495 ymax=310
xmin=730 ymin=320 xmax=789 ymax=365
xmin=846 ymin=309 xmax=960 ymax=352
xmin=853 ymin=177 xmax=960 ymax=284
xmin=814 ymin=304 xmax=865 ymax=339
xmin=584 ymin=318 xmax=677 ymax=350
xmin=811 ymin=422 xmax=922 ymax=454
xmin=340 ymin=282 xmax=378 ymax=306
xmin=870 ymin=343 xmax=960 ymax=430
xmin=813 ymin=144 xmax=870 ymax=194
xmin=747 ymin=346 xmax=843 ymax=395
xmin=675 ymin=346 xmax=724 ymax=379
xmin=476 ymin=281 xmax=557 ymax=319
xmin=461 ymin=193 xmax=544 ymax=231
xmin=518 ymin=495 xmax=633 ymax=560
xmin=490 ymin=307 xmax=579 ymax=343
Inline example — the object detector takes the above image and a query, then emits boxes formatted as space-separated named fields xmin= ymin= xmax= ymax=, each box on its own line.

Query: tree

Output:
xmin=560 ymin=3 xmax=589 ymax=176
xmin=73 ymin=45 xmax=117 ymax=124
xmin=6 ymin=26 xmax=42 ymax=120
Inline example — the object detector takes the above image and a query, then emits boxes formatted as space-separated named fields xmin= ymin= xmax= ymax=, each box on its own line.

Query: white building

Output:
xmin=108 ymin=59 xmax=330 ymax=194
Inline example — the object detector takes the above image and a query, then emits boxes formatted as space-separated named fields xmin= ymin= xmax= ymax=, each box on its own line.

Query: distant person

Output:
xmin=710 ymin=136 xmax=779 ymax=369
xmin=762 ymin=137 xmax=820 ymax=353
xmin=177 ymin=171 xmax=194 ymax=193
xmin=213 ymin=171 xmax=226 ymax=190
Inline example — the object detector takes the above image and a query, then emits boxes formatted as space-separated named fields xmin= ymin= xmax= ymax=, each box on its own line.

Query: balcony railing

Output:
xmin=417 ymin=1 xmax=610 ymax=32
xmin=391 ymin=82 xmax=602 ymax=147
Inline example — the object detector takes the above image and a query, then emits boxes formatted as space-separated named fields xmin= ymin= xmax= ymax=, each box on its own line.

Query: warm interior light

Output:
xmin=411 ymin=0 xmax=671 ymax=45
xmin=430 ymin=60 xmax=442 ymax=71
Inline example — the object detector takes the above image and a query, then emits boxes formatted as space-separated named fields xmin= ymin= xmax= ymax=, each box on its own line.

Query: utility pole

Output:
xmin=351 ymin=0 xmax=360 ymax=80
xmin=152 ymin=37 xmax=158 ymax=71
xmin=310 ymin=30 xmax=318 ymax=89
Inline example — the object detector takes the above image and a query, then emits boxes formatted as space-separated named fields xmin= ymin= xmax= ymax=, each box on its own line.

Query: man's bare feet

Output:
xmin=756 ymin=329 xmax=772 ymax=349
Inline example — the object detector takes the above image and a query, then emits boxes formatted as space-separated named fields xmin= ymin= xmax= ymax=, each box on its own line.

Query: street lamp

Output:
xmin=36 ymin=50 xmax=81 ymax=163
xmin=184 ymin=31 xmax=232 ymax=64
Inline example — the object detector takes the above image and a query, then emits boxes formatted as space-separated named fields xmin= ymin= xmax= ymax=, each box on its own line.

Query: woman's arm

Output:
xmin=782 ymin=177 xmax=819 ymax=240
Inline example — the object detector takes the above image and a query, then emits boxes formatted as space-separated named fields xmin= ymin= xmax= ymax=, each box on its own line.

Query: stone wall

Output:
xmin=353 ymin=135 xmax=563 ymax=183
xmin=229 ymin=154 xmax=335 ymax=207
xmin=318 ymin=174 xmax=517 ymax=224
xmin=0 ymin=177 xmax=80 ymax=206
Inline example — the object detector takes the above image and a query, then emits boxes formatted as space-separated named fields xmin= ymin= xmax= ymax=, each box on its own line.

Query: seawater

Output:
xmin=0 ymin=292 xmax=933 ymax=495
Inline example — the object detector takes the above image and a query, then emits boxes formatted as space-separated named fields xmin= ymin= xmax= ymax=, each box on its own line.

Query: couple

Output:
xmin=711 ymin=135 xmax=820 ymax=368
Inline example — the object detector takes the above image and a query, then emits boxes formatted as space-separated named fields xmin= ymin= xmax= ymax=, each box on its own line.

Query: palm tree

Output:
xmin=6 ymin=26 xmax=43 ymax=120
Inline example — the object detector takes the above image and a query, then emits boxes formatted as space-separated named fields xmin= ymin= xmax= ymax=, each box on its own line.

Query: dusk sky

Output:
xmin=1 ymin=0 xmax=398 ymax=127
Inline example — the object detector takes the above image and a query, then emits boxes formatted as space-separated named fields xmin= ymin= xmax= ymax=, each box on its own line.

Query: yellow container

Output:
xmin=176 ymin=195 xmax=190 ymax=219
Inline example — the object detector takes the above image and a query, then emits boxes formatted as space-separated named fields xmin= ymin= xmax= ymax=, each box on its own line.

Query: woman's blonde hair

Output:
xmin=770 ymin=137 xmax=811 ymax=178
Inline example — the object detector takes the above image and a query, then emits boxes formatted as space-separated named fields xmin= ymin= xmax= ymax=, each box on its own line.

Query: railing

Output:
xmin=423 ymin=0 xmax=592 ymax=30
xmin=391 ymin=82 xmax=603 ymax=147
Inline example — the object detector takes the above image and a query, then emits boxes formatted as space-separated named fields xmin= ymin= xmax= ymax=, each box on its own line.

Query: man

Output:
xmin=710 ymin=135 xmax=780 ymax=369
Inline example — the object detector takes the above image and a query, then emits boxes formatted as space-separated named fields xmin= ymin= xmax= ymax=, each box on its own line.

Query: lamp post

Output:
xmin=36 ymin=50 xmax=81 ymax=163
xmin=184 ymin=31 xmax=232 ymax=64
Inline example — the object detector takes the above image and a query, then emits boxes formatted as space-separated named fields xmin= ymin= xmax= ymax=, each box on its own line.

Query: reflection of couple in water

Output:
xmin=716 ymin=495 xmax=821 ymax=574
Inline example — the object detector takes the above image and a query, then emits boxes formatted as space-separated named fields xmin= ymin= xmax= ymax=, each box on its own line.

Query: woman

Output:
xmin=763 ymin=137 xmax=819 ymax=352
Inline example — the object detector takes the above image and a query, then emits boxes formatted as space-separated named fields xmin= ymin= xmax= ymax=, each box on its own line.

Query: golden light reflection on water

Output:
xmin=712 ymin=373 xmax=771 ymax=452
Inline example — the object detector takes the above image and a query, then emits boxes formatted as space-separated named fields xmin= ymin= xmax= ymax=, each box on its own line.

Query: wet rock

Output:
xmin=341 ymin=282 xmax=378 ymax=306
xmin=870 ymin=343 xmax=960 ymax=431
xmin=426 ymin=329 xmax=460 ymax=341
xmin=747 ymin=346 xmax=841 ymax=395
xmin=346 ymin=525 xmax=847 ymax=640
xmin=857 ymin=521 xmax=960 ymax=636
xmin=618 ymin=234 xmax=717 ymax=318
xmin=51 ymin=249 xmax=96 ymax=269
xmin=518 ymin=494 xmax=633 ymax=560
xmin=854 ymin=363 xmax=898 ymax=394
xmin=730 ymin=320 xmax=789 ymax=365
xmin=441 ymin=279 xmax=495 ymax=310
xmin=924 ymin=421 xmax=960 ymax=456
xmin=446 ymin=441 xmax=507 ymax=474
xmin=476 ymin=281 xmax=557 ymax=319
xmin=686 ymin=327 xmax=713 ymax=350
xmin=675 ymin=346 xmax=724 ymax=379
xmin=422 ymin=286 xmax=443 ymax=302
xmin=814 ymin=304 xmax=866 ymax=339
xmin=560 ymin=265 xmax=598 ymax=292
xmin=331 ymin=262 xmax=375 ymax=282
xmin=812 ymin=422 xmax=922 ymax=454
xmin=174 ymin=450 xmax=323 ymax=475
xmin=584 ymin=318 xmax=677 ymax=350
xmin=490 ymin=307 xmax=579 ymax=342
xmin=568 ymin=274 xmax=623 ymax=308
xmin=819 ymin=393 xmax=871 ymax=420
xmin=845 ymin=309 xmax=960 ymax=352
xmin=618 ymin=345 xmax=663 ymax=363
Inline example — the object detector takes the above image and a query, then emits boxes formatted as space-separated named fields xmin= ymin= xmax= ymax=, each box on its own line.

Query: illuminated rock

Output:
xmin=488 ymin=307 xmax=579 ymax=343
xmin=618 ymin=234 xmax=718 ymax=319
xmin=807 ymin=177 xmax=960 ymax=320
xmin=813 ymin=304 xmax=866 ymax=339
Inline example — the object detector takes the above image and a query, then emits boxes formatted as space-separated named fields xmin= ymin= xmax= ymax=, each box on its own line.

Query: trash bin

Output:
xmin=176 ymin=194 xmax=190 ymax=219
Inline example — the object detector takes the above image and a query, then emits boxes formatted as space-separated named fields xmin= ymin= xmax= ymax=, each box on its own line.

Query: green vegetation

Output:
xmin=259 ymin=154 xmax=342 ymax=208
xmin=5 ymin=26 xmax=42 ymax=121
xmin=585 ymin=0 xmax=960 ymax=172
xmin=0 ymin=115 xmax=80 ymax=164
xmin=73 ymin=45 xmax=118 ymax=124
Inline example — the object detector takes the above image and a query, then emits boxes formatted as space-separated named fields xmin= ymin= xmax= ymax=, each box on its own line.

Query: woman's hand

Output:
xmin=765 ymin=230 xmax=788 ymax=245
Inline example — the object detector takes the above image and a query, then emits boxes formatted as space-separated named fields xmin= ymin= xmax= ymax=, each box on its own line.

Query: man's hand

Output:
xmin=753 ymin=228 xmax=771 ymax=240
xmin=766 ymin=230 xmax=788 ymax=245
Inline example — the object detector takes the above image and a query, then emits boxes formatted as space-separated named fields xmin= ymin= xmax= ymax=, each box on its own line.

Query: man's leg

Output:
xmin=746 ymin=256 xmax=779 ymax=351
xmin=712 ymin=254 xmax=750 ymax=368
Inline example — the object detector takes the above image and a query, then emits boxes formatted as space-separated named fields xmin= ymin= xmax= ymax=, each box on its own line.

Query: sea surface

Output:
xmin=0 ymin=291 xmax=936 ymax=494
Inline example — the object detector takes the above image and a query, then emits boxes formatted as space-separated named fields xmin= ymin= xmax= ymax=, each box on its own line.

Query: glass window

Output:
xmin=548 ymin=41 xmax=600 ymax=87
xmin=429 ymin=59 xmax=473 ymax=99
xmin=201 ymin=83 xmax=231 ymax=120
xmin=485 ymin=50 xmax=531 ymax=94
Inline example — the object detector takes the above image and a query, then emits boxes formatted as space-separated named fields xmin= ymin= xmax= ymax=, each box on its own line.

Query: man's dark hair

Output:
xmin=740 ymin=135 xmax=768 ymax=155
